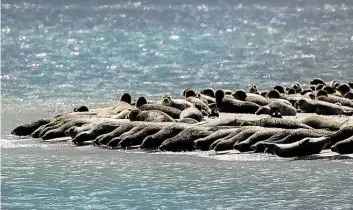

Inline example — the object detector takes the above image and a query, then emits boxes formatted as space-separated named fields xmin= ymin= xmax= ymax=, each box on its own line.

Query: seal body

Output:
xmin=265 ymin=137 xmax=330 ymax=158
xmin=180 ymin=107 xmax=203 ymax=122
xmin=128 ymin=110 xmax=175 ymax=122
xmin=331 ymin=136 xmax=353 ymax=154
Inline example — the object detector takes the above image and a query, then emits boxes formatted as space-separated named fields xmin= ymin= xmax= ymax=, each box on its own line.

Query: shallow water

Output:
xmin=2 ymin=0 xmax=353 ymax=209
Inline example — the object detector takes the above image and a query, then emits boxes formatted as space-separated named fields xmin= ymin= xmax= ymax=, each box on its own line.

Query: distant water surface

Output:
xmin=1 ymin=0 xmax=353 ymax=209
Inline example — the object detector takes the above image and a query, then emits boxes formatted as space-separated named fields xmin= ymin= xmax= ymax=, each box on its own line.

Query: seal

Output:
xmin=336 ymin=84 xmax=351 ymax=96
xmin=184 ymin=89 xmax=212 ymax=114
xmin=97 ymin=93 xmax=133 ymax=116
xmin=255 ymin=101 xmax=297 ymax=116
xmin=140 ymin=124 xmax=187 ymax=149
xmin=233 ymin=128 xmax=283 ymax=152
xmin=208 ymin=126 xmax=261 ymax=149
xmin=177 ymin=118 xmax=199 ymax=124
xmin=273 ymin=85 xmax=285 ymax=94
xmin=161 ymin=95 xmax=193 ymax=111
xmin=11 ymin=118 xmax=53 ymax=136
xmin=299 ymin=115 xmax=342 ymax=131
xmin=179 ymin=106 xmax=204 ymax=122
xmin=233 ymin=89 xmax=269 ymax=106
xmin=65 ymin=124 xmax=95 ymax=139
xmin=74 ymin=106 xmax=89 ymax=112
xmin=291 ymin=82 xmax=303 ymax=93
xmin=317 ymin=92 xmax=353 ymax=108
xmin=328 ymin=126 xmax=353 ymax=146
xmin=158 ymin=127 xmax=212 ymax=152
xmin=93 ymin=123 xmax=135 ymax=146
xmin=344 ymin=92 xmax=353 ymax=100
xmin=200 ymin=88 xmax=215 ymax=98
xmin=286 ymin=88 xmax=296 ymax=95
xmin=72 ymin=122 xmax=121 ymax=145
xmin=272 ymin=129 xmax=333 ymax=145
xmin=331 ymin=136 xmax=353 ymax=154
xmin=295 ymin=98 xmax=353 ymax=115
xmin=215 ymin=89 xmax=260 ymax=113
xmin=128 ymin=109 xmax=175 ymax=122
xmin=248 ymin=84 xmax=259 ymax=94
xmin=119 ymin=126 xmax=161 ymax=148
xmin=106 ymin=125 xmax=146 ymax=148
xmin=213 ymin=127 xmax=262 ymax=151
xmin=135 ymin=96 xmax=182 ymax=119
xmin=264 ymin=136 xmax=331 ymax=158
xmin=194 ymin=128 xmax=239 ymax=151
xmin=310 ymin=78 xmax=326 ymax=86
xmin=240 ymin=117 xmax=313 ymax=129
xmin=349 ymin=82 xmax=353 ymax=89
xmin=41 ymin=119 xmax=89 ymax=140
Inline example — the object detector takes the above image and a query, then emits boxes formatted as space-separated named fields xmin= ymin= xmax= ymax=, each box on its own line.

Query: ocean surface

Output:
xmin=1 ymin=0 xmax=353 ymax=209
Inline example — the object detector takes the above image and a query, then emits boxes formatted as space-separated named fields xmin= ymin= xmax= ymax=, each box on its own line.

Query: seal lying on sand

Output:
xmin=135 ymin=96 xmax=181 ymax=119
xmin=119 ymin=126 xmax=161 ymax=148
xmin=331 ymin=136 xmax=353 ymax=154
xmin=255 ymin=101 xmax=296 ymax=116
xmin=180 ymin=105 xmax=204 ymax=122
xmin=11 ymin=118 xmax=53 ymax=136
xmin=140 ymin=124 xmax=187 ymax=149
xmin=299 ymin=115 xmax=342 ymax=131
xmin=193 ymin=128 xmax=239 ymax=151
xmin=232 ymin=90 xmax=269 ymax=106
xmin=214 ymin=127 xmax=262 ymax=151
xmin=128 ymin=110 xmax=175 ymax=122
xmin=215 ymin=89 xmax=260 ymax=113
xmin=161 ymin=95 xmax=193 ymax=111
xmin=158 ymin=127 xmax=212 ymax=152
xmin=264 ymin=137 xmax=331 ymax=158
xmin=93 ymin=124 xmax=135 ymax=146
xmin=240 ymin=118 xmax=312 ymax=129
xmin=233 ymin=128 xmax=283 ymax=152
xmin=296 ymin=98 xmax=353 ymax=115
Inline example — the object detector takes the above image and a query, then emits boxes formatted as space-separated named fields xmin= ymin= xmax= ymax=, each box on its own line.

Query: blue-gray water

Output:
xmin=1 ymin=0 xmax=353 ymax=209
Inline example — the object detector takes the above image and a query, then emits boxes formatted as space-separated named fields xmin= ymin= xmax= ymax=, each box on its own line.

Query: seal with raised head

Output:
xmin=97 ymin=92 xmax=133 ymax=116
xmin=215 ymin=89 xmax=260 ymax=113
xmin=161 ymin=95 xmax=193 ymax=111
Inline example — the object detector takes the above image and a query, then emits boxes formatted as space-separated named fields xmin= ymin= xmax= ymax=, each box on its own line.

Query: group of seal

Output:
xmin=11 ymin=78 xmax=353 ymax=158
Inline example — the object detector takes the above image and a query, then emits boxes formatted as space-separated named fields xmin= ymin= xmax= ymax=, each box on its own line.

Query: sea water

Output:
xmin=1 ymin=0 xmax=353 ymax=209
